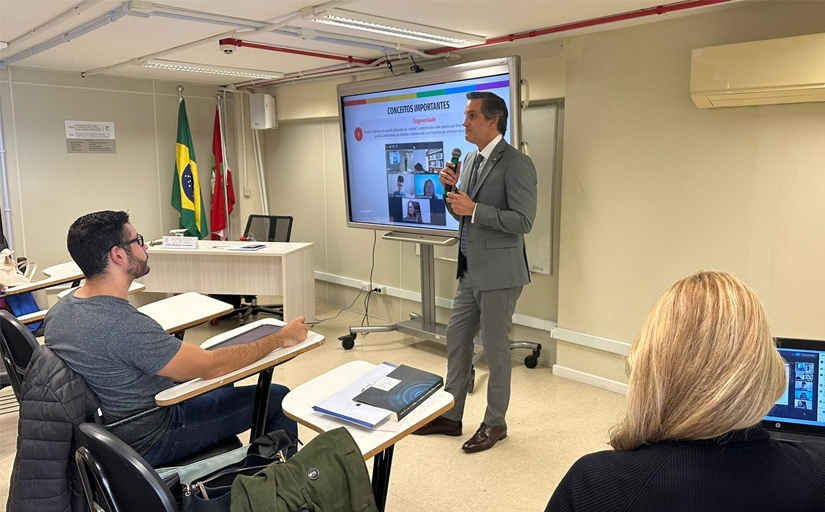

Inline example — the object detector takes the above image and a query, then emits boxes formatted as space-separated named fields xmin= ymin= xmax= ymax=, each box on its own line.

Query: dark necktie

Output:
xmin=459 ymin=154 xmax=485 ymax=257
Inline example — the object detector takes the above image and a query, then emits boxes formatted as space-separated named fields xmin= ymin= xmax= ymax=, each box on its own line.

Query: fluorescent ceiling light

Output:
xmin=302 ymin=8 xmax=485 ymax=48
xmin=139 ymin=59 xmax=284 ymax=80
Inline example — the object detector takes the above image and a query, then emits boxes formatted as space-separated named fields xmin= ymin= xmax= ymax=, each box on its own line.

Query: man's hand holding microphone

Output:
xmin=441 ymin=148 xmax=476 ymax=216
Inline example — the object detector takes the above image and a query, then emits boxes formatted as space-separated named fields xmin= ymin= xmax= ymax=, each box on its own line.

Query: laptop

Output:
xmin=762 ymin=338 xmax=825 ymax=442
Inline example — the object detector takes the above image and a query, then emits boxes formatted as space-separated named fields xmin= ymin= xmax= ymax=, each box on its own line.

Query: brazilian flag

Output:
xmin=171 ymin=99 xmax=209 ymax=239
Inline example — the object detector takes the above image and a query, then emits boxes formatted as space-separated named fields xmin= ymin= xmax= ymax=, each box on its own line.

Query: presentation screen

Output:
xmin=338 ymin=57 xmax=521 ymax=237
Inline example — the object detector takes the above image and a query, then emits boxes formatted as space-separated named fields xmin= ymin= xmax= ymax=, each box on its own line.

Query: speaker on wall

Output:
xmin=250 ymin=93 xmax=276 ymax=130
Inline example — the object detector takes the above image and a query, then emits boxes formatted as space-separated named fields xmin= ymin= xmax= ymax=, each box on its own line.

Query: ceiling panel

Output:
xmin=0 ymin=1 xmax=122 ymax=47
xmin=4 ymin=14 xmax=236 ymax=73
xmin=346 ymin=0 xmax=670 ymax=40
xmin=0 ymin=0 xmax=740 ymax=86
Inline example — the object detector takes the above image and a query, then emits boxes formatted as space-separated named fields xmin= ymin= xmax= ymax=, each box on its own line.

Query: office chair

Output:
xmin=0 ymin=309 xmax=39 ymax=401
xmin=77 ymin=422 xmax=179 ymax=512
xmin=236 ymin=215 xmax=293 ymax=325
xmin=243 ymin=214 xmax=293 ymax=244
xmin=0 ymin=364 xmax=16 ymax=416
xmin=0 ymin=365 xmax=10 ymax=390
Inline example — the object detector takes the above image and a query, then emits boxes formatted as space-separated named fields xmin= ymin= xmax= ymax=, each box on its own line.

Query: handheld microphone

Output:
xmin=445 ymin=148 xmax=462 ymax=193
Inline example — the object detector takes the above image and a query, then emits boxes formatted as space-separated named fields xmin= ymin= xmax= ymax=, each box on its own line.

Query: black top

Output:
xmin=545 ymin=426 xmax=825 ymax=512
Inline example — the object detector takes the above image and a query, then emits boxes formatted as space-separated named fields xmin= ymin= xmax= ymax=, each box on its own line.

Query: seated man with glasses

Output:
xmin=44 ymin=210 xmax=310 ymax=466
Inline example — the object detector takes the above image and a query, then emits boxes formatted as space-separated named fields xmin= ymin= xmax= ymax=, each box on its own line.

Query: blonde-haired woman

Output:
xmin=545 ymin=271 xmax=825 ymax=512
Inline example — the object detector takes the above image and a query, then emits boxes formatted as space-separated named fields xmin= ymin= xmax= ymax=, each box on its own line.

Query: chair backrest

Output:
xmin=243 ymin=215 xmax=293 ymax=243
xmin=75 ymin=447 xmax=119 ymax=512
xmin=77 ymin=422 xmax=179 ymax=512
xmin=0 ymin=363 xmax=10 ymax=388
xmin=0 ymin=309 xmax=39 ymax=400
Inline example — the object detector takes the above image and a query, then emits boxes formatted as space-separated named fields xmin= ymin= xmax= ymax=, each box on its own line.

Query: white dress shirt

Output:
xmin=470 ymin=133 xmax=503 ymax=222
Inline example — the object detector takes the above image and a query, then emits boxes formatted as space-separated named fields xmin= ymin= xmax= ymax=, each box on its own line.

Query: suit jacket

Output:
xmin=445 ymin=138 xmax=537 ymax=291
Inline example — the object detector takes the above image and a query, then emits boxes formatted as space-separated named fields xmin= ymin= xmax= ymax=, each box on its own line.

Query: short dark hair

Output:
xmin=67 ymin=210 xmax=130 ymax=278
xmin=397 ymin=175 xmax=404 ymax=183
xmin=466 ymin=91 xmax=508 ymax=136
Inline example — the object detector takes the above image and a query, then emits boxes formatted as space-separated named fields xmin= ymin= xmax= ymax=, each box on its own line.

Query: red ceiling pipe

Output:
xmin=220 ymin=38 xmax=373 ymax=65
xmin=426 ymin=0 xmax=736 ymax=55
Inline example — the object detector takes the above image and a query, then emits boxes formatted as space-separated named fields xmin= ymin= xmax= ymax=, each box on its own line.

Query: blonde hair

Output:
xmin=610 ymin=270 xmax=786 ymax=451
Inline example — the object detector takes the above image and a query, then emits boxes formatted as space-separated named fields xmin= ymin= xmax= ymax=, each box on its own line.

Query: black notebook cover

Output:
xmin=206 ymin=324 xmax=282 ymax=351
xmin=353 ymin=364 xmax=443 ymax=421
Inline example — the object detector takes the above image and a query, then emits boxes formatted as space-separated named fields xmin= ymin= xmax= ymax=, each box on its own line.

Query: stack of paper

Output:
xmin=312 ymin=363 xmax=397 ymax=428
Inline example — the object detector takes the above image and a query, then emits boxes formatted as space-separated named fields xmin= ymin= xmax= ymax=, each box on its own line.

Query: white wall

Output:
xmin=4 ymin=1 xmax=825 ymax=388
xmin=556 ymin=1 xmax=825 ymax=382
xmin=257 ymin=1 xmax=825 ymax=384
xmin=0 ymin=68 xmax=230 ymax=269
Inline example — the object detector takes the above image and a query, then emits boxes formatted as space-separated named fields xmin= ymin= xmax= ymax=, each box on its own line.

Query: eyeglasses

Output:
xmin=101 ymin=234 xmax=145 ymax=261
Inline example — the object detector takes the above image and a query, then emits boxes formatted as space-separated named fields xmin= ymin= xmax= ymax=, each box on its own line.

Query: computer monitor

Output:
xmin=762 ymin=338 xmax=825 ymax=437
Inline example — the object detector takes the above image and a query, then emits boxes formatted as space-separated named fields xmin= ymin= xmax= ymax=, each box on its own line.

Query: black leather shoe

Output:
xmin=412 ymin=416 xmax=462 ymax=436
xmin=461 ymin=422 xmax=507 ymax=453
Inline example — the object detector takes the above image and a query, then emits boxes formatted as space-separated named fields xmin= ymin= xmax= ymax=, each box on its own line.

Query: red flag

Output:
xmin=210 ymin=107 xmax=235 ymax=240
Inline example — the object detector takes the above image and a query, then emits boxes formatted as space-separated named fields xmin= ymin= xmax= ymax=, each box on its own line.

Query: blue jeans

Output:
xmin=142 ymin=384 xmax=296 ymax=467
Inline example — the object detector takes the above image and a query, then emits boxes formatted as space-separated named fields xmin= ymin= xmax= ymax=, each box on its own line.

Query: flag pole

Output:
xmin=177 ymin=85 xmax=183 ymax=103
xmin=216 ymin=93 xmax=232 ymax=240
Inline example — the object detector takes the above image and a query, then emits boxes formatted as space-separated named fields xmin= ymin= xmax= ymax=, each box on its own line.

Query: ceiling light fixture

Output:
xmin=301 ymin=8 xmax=485 ymax=48
xmin=139 ymin=59 xmax=284 ymax=80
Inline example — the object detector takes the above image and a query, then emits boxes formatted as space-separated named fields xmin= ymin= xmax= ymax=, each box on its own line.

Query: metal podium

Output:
xmin=338 ymin=231 xmax=542 ymax=392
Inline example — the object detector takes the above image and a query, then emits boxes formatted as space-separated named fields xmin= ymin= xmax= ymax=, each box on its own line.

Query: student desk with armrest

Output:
xmin=282 ymin=360 xmax=454 ymax=512
xmin=137 ymin=292 xmax=232 ymax=338
xmin=19 ymin=288 xmax=223 ymax=334
xmin=5 ymin=262 xmax=85 ymax=327
xmin=155 ymin=318 xmax=324 ymax=442
xmin=1 ymin=261 xmax=84 ymax=298
xmin=17 ymin=282 xmax=147 ymax=325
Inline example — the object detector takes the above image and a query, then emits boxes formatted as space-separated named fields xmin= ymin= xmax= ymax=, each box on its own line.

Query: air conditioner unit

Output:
xmin=690 ymin=32 xmax=825 ymax=109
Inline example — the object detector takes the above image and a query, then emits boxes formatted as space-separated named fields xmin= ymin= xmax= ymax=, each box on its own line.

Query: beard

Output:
xmin=126 ymin=250 xmax=150 ymax=279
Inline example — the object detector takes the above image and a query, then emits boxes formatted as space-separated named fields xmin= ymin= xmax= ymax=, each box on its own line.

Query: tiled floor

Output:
xmin=0 ymin=303 xmax=626 ymax=511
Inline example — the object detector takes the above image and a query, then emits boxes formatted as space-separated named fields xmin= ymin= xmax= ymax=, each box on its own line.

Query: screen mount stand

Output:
xmin=340 ymin=232 xmax=457 ymax=350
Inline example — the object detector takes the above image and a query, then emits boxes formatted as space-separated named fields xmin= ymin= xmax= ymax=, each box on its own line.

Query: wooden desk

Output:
xmin=282 ymin=360 xmax=454 ymax=511
xmin=140 ymin=241 xmax=315 ymax=321
xmin=2 ymin=261 xmax=83 ymax=297
xmin=137 ymin=292 xmax=232 ymax=335
xmin=156 ymin=318 xmax=324 ymax=441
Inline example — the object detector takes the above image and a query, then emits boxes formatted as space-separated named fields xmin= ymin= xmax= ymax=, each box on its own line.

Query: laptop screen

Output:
xmin=763 ymin=338 xmax=825 ymax=435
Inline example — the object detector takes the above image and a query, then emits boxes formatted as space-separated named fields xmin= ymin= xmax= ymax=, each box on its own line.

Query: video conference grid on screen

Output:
xmin=765 ymin=348 xmax=825 ymax=426
xmin=341 ymin=74 xmax=511 ymax=232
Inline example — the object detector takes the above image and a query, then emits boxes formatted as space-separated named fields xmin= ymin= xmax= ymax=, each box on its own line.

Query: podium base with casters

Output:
xmin=342 ymin=232 xmax=453 ymax=351
xmin=340 ymin=314 xmax=449 ymax=350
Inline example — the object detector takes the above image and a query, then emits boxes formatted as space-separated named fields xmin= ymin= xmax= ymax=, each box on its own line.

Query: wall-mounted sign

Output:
xmin=65 ymin=120 xmax=117 ymax=153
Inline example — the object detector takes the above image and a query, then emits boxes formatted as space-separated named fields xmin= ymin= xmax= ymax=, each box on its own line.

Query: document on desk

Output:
xmin=313 ymin=363 xmax=396 ymax=429
xmin=228 ymin=243 xmax=267 ymax=251
xmin=206 ymin=324 xmax=282 ymax=351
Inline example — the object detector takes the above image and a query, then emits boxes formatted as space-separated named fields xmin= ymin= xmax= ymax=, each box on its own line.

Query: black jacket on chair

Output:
xmin=7 ymin=346 xmax=99 ymax=512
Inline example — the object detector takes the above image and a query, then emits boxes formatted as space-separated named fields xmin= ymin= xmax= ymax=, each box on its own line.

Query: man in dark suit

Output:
xmin=413 ymin=92 xmax=537 ymax=453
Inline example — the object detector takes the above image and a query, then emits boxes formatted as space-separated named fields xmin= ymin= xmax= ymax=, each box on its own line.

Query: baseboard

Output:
xmin=550 ymin=327 xmax=631 ymax=356
xmin=314 ymin=271 xmax=558 ymax=332
xmin=552 ymin=365 xmax=628 ymax=395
